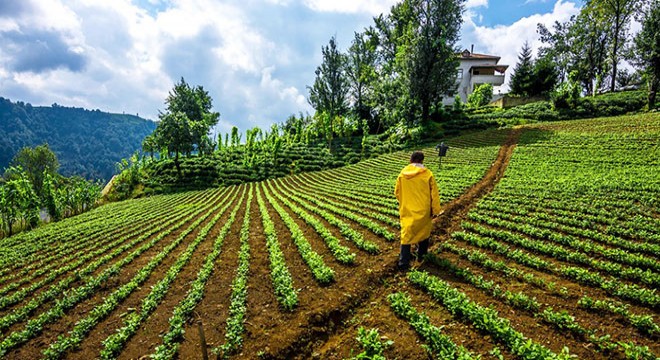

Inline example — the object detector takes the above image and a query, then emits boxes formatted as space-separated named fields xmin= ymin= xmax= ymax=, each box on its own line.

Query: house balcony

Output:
xmin=471 ymin=74 xmax=505 ymax=87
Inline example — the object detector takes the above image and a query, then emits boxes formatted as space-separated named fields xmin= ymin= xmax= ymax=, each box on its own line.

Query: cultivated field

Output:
xmin=0 ymin=113 xmax=658 ymax=359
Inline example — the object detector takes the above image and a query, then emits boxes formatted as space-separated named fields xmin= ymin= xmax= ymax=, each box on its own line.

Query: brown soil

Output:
xmin=6 ymin=128 xmax=657 ymax=359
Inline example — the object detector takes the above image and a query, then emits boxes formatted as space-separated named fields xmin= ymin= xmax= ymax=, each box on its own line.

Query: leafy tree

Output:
xmin=155 ymin=112 xmax=197 ymax=176
xmin=531 ymin=55 xmax=559 ymax=96
xmin=42 ymin=171 xmax=62 ymax=221
xmin=0 ymin=167 xmax=39 ymax=236
xmin=538 ymin=8 xmax=610 ymax=96
xmin=551 ymin=71 xmax=582 ymax=109
xmin=163 ymin=77 xmax=220 ymax=153
xmin=346 ymin=32 xmax=378 ymax=128
xmin=467 ymin=83 xmax=493 ymax=107
xmin=587 ymin=0 xmax=641 ymax=92
xmin=509 ymin=41 xmax=535 ymax=96
xmin=142 ymin=134 xmax=157 ymax=160
xmin=8 ymin=144 xmax=59 ymax=199
xmin=371 ymin=0 xmax=464 ymax=125
xmin=407 ymin=0 xmax=464 ymax=123
xmin=308 ymin=36 xmax=350 ymax=119
xmin=573 ymin=5 xmax=611 ymax=95
xmin=631 ymin=0 xmax=660 ymax=108
xmin=153 ymin=78 xmax=220 ymax=176
xmin=538 ymin=19 xmax=575 ymax=82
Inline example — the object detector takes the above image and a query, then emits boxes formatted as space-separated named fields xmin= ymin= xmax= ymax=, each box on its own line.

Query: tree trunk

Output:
xmin=174 ymin=152 xmax=181 ymax=178
xmin=421 ymin=99 xmax=430 ymax=125
xmin=649 ymin=76 xmax=659 ymax=109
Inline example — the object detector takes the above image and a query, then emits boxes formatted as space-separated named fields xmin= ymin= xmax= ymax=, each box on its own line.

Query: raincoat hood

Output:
xmin=400 ymin=163 xmax=428 ymax=179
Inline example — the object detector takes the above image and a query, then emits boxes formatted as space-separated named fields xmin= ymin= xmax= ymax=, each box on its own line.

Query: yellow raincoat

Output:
xmin=394 ymin=164 xmax=442 ymax=245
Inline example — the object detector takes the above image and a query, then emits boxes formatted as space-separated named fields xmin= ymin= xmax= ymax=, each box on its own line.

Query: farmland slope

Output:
xmin=0 ymin=113 xmax=658 ymax=359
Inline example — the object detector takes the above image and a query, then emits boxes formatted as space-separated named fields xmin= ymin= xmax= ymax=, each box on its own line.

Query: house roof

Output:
xmin=458 ymin=49 xmax=501 ymax=61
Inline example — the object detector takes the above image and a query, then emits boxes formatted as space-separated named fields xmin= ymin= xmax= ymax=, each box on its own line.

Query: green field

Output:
xmin=0 ymin=113 xmax=658 ymax=359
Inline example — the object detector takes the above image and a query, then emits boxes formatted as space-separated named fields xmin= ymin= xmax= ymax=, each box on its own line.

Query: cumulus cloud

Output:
xmin=2 ymin=30 xmax=87 ymax=73
xmin=302 ymin=0 xmax=398 ymax=15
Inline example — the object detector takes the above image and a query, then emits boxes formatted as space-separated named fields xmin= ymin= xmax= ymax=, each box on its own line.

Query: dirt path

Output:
xmin=262 ymin=129 xmax=523 ymax=359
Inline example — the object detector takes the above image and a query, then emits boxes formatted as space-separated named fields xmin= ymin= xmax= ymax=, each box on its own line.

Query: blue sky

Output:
xmin=0 ymin=0 xmax=584 ymax=135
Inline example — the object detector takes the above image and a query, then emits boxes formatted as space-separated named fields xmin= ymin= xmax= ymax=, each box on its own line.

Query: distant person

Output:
xmin=394 ymin=151 xmax=442 ymax=270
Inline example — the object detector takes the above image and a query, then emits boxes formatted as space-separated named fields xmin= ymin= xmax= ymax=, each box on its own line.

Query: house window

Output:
xmin=457 ymin=69 xmax=463 ymax=80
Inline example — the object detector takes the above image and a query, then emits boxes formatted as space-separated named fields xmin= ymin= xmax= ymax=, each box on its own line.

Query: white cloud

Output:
xmin=465 ymin=0 xmax=488 ymax=8
xmin=302 ymin=0 xmax=398 ymax=15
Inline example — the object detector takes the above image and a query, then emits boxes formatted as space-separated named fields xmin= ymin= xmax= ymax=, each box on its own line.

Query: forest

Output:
xmin=0 ymin=97 xmax=156 ymax=181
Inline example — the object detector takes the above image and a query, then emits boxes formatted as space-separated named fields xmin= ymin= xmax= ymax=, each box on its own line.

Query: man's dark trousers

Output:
xmin=398 ymin=239 xmax=429 ymax=268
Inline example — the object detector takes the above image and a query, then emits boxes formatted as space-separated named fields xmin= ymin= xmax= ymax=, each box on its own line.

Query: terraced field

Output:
xmin=0 ymin=113 xmax=658 ymax=359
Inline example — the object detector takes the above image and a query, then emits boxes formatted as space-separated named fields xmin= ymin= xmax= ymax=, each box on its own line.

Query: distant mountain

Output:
xmin=0 ymin=97 xmax=157 ymax=180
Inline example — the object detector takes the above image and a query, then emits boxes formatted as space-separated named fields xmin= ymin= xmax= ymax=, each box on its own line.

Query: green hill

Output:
xmin=0 ymin=97 xmax=156 ymax=180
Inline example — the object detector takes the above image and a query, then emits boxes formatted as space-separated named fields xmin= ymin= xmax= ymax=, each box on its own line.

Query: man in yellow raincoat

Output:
xmin=394 ymin=151 xmax=441 ymax=270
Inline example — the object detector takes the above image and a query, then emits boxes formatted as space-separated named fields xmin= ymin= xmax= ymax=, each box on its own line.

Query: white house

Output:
xmin=443 ymin=48 xmax=509 ymax=105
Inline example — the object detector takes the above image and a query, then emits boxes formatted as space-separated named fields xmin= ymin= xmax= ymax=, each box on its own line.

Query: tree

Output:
xmin=371 ymin=0 xmax=464 ymax=125
xmin=0 ymin=167 xmax=39 ymax=236
xmin=8 ymin=144 xmax=59 ymax=199
xmin=631 ymin=0 xmax=660 ymax=108
xmin=142 ymin=134 xmax=157 ymax=160
xmin=467 ymin=83 xmax=493 ymax=107
xmin=588 ymin=0 xmax=640 ymax=92
xmin=531 ymin=55 xmax=559 ymax=96
xmin=163 ymin=78 xmax=220 ymax=153
xmin=308 ymin=36 xmax=350 ymax=119
xmin=154 ymin=112 xmax=196 ymax=176
xmin=346 ymin=32 xmax=378 ymax=127
xmin=407 ymin=0 xmax=464 ymax=123
xmin=153 ymin=78 xmax=220 ymax=176
xmin=509 ymin=41 xmax=535 ymax=96
xmin=538 ymin=8 xmax=610 ymax=96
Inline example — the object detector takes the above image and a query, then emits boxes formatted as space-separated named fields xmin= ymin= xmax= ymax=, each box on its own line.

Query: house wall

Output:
xmin=443 ymin=58 xmax=505 ymax=106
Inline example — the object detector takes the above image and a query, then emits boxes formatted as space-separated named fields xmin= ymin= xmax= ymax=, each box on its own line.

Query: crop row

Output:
xmin=0 ymin=188 xmax=230 ymax=357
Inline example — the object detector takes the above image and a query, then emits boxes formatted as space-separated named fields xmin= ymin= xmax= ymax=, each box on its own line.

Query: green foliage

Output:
xmin=0 ymin=97 xmax=155 ymax=180
xmin=308 ymin=36 xmax=350 ymax=119
xmin=349 ymin=327 xmax=392 ymax=360
xmin=0 ymin=167 xmax=39 ymax=237
xmin=467 ymin=83 xmax=493 ymax=108
xmin=509 ymin=41 xmax=535 ymax=96
xmin=631 ymin=0 xmax=660 ymax=108
xmin=152 ymin=78 xmax=220 ymax=175
xmin=8 ymin=143 xmax=59 ymax=199
xmin=551 ymin=71 xmax=582 ymax=109
xmin=370 ymin=0 xmax=465 ymax=125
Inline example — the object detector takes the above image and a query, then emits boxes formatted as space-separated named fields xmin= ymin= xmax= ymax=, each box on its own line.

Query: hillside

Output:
xmin=0 ymin=97 xmax=156 ymax=180
xmin=0 ymin=113 xmax=658 ymax=359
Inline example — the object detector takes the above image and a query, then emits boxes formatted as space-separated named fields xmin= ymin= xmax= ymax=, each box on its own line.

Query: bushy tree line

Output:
xmin=0 ymin=144 xmax=100 ymax=238
xmin=307 ymin=0 xmax=466 ymax=140
xmin=510 ymin=0 xmax=659 ymax=109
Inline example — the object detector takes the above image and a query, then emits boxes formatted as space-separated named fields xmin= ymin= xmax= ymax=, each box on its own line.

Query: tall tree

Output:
xmin=153 ymin=78 xmax=220 ymax=175
xmin=632 ymin=0 xmax=660 ymax=108
xmin=531 ymin=55 xmax=559 ymax=96
xmin=572 ymin=7 xmax=610 ymax=95
xmin=588 ymin=0 xmax=640 ymax=92
xmin=160 ymin=77 xmax=220 ymax=155
xmin=8 ymin=144 xmax=59 ymax=199
xmin=509 ymin=41 xmax=535 ymax=96
xmin=154 ymin=112 xmax=197 ymax=176
xmin=308 ymin=36 xmax=350 ymax=119
xmin=408 ymin=0 xmax=464 ymax=123
xmin=372 ymin=0 xmax=465 ymax=125
xmin=538 ymin=19 xmax=575 ymax=82
xmin=346 ymin=32 xmax=378 ymax=127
